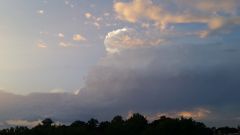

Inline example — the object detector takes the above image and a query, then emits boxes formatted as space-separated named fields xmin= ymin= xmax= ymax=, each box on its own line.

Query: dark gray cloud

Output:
xmin=81 ymin=44 xmax=240 ymax=111
xmin=1 ymin=43 xmax=240 ymax=128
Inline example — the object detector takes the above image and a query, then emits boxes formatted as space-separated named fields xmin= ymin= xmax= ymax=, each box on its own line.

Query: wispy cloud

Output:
xmin=58 ymin=33 xmax=65 ymax=38
xmin=85 ymin=12 xmax=92 ymax=19
xmin=37 ymin=10 xmax=44 ymax=15
xmin=146 ymin=108 xmax=211 ymax=121
xmin=5 ymin=119 xmax=42 ymax=128
xmin=37 ymin=41 xmax=47 ymax=48
xmin=114 ymin=0 xmax=240 ymax=36
xmin=179 ymin=0 xmax=239 ymax=14
xmin=84 ymin=12 xmax=103 ymax=29
xmin=59 ymin=42 xmax=72 ymax=48
xmin=49 ymin=88 xmax=66 ymax=94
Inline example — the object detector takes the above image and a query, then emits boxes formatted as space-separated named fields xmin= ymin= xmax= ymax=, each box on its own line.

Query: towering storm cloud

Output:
xmin=80 ymin=28 xmax=240 ymax=126
xmin=0 ymin=0 xmax=240 ymax=129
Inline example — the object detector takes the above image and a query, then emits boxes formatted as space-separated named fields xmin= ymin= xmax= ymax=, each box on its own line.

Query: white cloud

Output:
xmin=50 ymin=88 xmax=66 ymax=94
xmin=65 ymin=1 xmax=69 ymax=5
xmin=58 ymin=33 xmax=65 ymax=38
xmin=93 ymin=22 xmax=100 ymax=29
xmin=146 ymin=108 xmax=211 ymax=121
xmin=73 ymin=34 xmax=86 ymax=42
xmin=104 ymin=28 xmax=164 ymax=54
xmin=59 ymin=42 xmax=72 ymax=48
xmin=73 ymin=89 xmax=81 ymax=95
xmin=64 ymin=0 xmax=74 ymax=8
xmin=37 ymin=41 xmax=47 ymax=48
xmin=104 ymin=12 xmax=110 ymax=16
xmin=177 ymin=108 xmax=211 ymax=120
xmin=114 ymin=0 xmax=155 ymax=23
xmin=114 ymin=0 xmax=207 ymax=27
xmin=141 ymin=23 xmax=150 ymax=28
xmin=114 ymin=0 xmax=240 ymax=35
xmin=85 ymin=12 xmax=92 ymax=19
xmin=5 ymin=119 xmax=42 ymax=128
xmin=180 ymin=0 xmax=239 ymax=14
xmin=37 ymin=10 xmax=44 ymax=15
xmin=84 ymin=12 xmax=103 ymax=29
xmin=39 ymin=31 xmax=49 ymax=36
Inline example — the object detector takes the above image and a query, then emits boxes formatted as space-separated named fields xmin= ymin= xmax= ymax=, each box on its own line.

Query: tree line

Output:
xmin=0 ymin=113 xmax=239 ymax=135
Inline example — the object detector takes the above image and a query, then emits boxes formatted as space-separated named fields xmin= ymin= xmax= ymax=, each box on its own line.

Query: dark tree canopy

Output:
xmin=70 ymin=120 xmax=86 ymax=127
xmin=0 ymin=113 xmax=238 ymax=135
xmin=41 ymin=118 xmax=53 ymax=126
xmin=111 ymin=115 xmax=124 ymax=124
xmin=87 ymin=118 xmax=99 ymax=128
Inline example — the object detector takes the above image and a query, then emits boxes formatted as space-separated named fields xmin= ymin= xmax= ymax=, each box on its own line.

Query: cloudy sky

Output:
xmin=0 ymin=0 xmax=240 ymax=128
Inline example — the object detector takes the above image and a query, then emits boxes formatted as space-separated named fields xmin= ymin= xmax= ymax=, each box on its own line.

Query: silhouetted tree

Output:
xmin=216 ymin=127 xmax=239 ymax=135
xmin=70 ymin=120 xmax=86 ymax=127
xmin=42 ymin=118 xmax=53 ymax=126
xmin=106 ymin=115 xmax=125 ymax=135
xmin=125 ymin=113 xmax=148 ymax=134
xmin=87 ymin=118 xmax=99 ymax=128
xmin=111 ymin=115 xmax=124 ymax=124
xmin=0 ymin=113 xmax=222 ymax=135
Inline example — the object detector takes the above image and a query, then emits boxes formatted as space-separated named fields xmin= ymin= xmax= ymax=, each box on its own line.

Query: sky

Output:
xmin=0 ymin=0 xmax=240 ymax=128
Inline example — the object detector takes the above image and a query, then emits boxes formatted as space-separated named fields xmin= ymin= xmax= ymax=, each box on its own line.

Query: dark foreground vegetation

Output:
xmin=0 ymin=113 xmax=239 ymax=135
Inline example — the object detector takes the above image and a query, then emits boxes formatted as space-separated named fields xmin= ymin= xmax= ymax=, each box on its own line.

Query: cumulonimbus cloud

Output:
xmin=1 ymin=42 xmax=240 ymax=127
